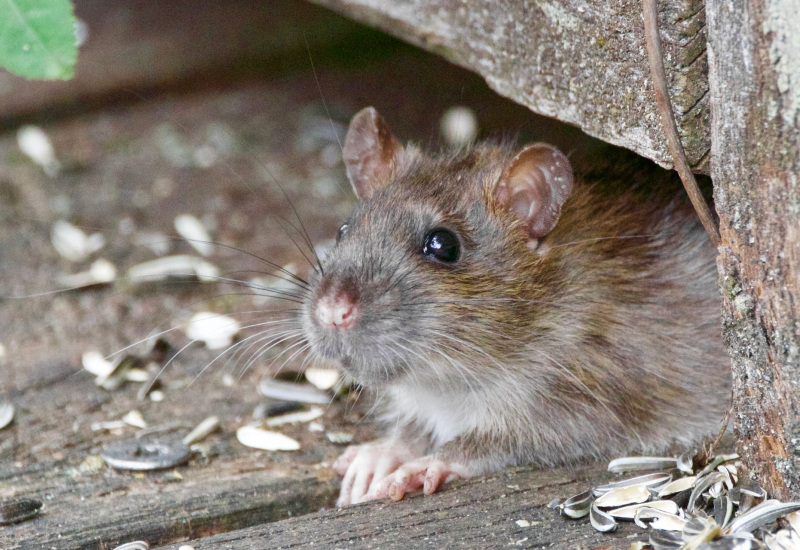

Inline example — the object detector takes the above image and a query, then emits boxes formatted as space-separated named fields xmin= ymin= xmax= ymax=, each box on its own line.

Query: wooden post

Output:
xmin=707 ymin=0 xmax=800 ymax=499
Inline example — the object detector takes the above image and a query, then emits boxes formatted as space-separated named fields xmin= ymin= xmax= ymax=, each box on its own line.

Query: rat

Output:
xmin=301 ymin=106 xmax=730 ymax=506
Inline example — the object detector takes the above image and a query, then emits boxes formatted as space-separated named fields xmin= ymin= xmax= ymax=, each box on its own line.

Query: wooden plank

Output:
xmin=153 ymin=465 xmax=642 ymax=550
xmin=707 ymin=0 xmax=800 ymax=499
xmin=305 ymin=0 xmax=711 ymax=173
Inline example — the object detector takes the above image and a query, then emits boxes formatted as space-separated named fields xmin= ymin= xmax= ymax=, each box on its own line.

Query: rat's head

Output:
xmin=303 ymin=107 xmax=573 ymax=387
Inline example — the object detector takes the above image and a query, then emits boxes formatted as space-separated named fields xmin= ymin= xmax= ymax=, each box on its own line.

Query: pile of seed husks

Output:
xmin=552 ymin=452 xmax=800 ymax=549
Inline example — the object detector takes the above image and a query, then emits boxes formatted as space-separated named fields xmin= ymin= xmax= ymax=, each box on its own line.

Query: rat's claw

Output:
xmin=335 ymin=441 xmax=421 ymax=506
xmin=333 ymin=445 xmax=361 ymax=476
xmin=364 ymin=455 xmax=470 ymax=502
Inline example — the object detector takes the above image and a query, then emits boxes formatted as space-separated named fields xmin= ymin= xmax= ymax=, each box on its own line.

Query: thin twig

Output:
xmin=642 ymin=0 xmax=721 ymax=247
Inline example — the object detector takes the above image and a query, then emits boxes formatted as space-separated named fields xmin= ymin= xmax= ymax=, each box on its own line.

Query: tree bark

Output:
xmin=707 ymin=0 xmax=800 ymax=499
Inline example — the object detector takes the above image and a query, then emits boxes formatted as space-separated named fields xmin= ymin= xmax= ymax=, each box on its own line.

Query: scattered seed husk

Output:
xmin=764 ymin=529 xmax=800 ymax=550
xmin=688 ymin=472 xmax=729 ymax=514
xmin=739 ymin=480 xmax=767 ymax=500
xmin=678 ymin=449 xmax=696 ymax=474
xmin=659 ymin=476 xmax=698 ymax=497
xmin=0 ymin=498 xmax=43 ymax=525
xmin=784 ymin=511 xmax=800 ymax=535
xmin=714 ymin=493 xmax=735 ymax=528
xmin=649 ymin=528 xmax=684 ymax=549
xmin=174 ymin=214 xmax=213 ymax=256
xmin=727 ymin=500 xmax=800 ymax=534
xmin=608 ymin=456 xmax=678 ymax=473
xmin=265 ymin=406 xmax=323 ymax=427
xmin=51 ymin=220 xmax=105 ymax=262
xmin=696 ymin=453 xmax=740 ymax=478
xmin=595 ymin=485 xmax=650 ymax=508
xmin=91 ymin=420 xmax=127 ymax=431
xmin=308 ymin=421 xmax=324 ymax=432
xmin=17 ymin=125 xmax=61 ymax=176
xmin=185 ymin=312 xmax=240 ymax=350
xmin=258 ymin=378 xmax=331 ymax=405
xmin=111 ymin=542 xmax=149 ymax=550
xmin=609 ymin=499 xmax=679 ymax=519
xmin=82 ymin=350 xmax=115 ymax=377
xmin=560 ymin=489 xmax=592 ymax=519
xmin=590 ymin=502 xmax=617 ymax=532
xmin=252 ymin=401 xmax=304 ymax=420
xmin=57 ymin=258 xmax=117 ymax=288
xmin=326 ymin=431 xmax=354 ymax=444
xmin=148 ymin=390 xmax=165 ymax=402
xmin=125 ymin=368 xmax=150 ymax=383
xmin=236 ymin=426 xmax=300 ymax=451
xmin=594 ymin=472 xmax=672 ymax=497
xmin=682 ymin=515 xmax=722 ymax=543
xmin=128 ymin=255 xmax=219 ymax=283
xmin=182 ymin=416 xmax=220 ymax=446
xmin=719 ymin=464 xmax=739 ymax=485
xmin=627 ymin=543 xmax=648 ymax=550
xmin=96 ymin=355 xmax=141 ymax=391
xmin=304 ymin=367 xmax=341 ymax=391
xmin=0 ymin=402 xmax=14 ymax=431
xmin=101 ymin=439 xmax=191 ymax=470
xmin=122 ymin=410 xmax=147 ymax=429
xmin=634 ymin=506 xmax=687 ymax=531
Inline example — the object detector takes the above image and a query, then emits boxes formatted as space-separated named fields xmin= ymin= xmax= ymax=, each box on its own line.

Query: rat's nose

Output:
xmin=316 ymin=295 xmax=359 ymax=331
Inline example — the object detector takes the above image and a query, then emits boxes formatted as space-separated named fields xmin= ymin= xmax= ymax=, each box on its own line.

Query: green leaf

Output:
xmin=0 ymin=0 xmax=77 ymax=80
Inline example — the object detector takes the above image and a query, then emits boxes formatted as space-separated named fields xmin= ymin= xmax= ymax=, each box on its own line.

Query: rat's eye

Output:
xmin=336 ymin=223 xmax=349 ymax=242
xmin=422 ymin=229 xmax=460 ymax=263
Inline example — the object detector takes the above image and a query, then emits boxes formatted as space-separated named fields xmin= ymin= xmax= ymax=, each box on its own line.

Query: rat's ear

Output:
xmin=494 ymin=144 xmax=574 ymax=239
xmin=343 ymin=107 xmax=405 ymax=201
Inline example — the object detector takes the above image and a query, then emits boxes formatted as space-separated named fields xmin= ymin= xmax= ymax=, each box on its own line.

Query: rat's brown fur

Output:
xmin=304 ymin=115 xmax=730 ymax=480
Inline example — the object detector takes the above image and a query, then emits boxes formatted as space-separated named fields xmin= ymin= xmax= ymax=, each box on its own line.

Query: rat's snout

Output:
xmin=316 ymin=293 xmax=360 ymax=332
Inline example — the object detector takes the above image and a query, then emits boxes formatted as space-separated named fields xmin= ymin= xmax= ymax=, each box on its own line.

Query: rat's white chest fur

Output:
xmin=384 ymin=381 xmax=494 ymax=448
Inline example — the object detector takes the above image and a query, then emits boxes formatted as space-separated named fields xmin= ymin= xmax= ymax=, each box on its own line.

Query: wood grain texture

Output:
xmin=306 ymin=0 xmax=711 ymax=173
xmin=707 ymin=0 xmax=800 ymax=499
xmin=154 ymin=466 xmax=641 ymax=550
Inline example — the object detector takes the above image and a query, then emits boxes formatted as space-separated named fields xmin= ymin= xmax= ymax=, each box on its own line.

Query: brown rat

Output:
xmin=302 ymin=107 xmax=730 ymax=505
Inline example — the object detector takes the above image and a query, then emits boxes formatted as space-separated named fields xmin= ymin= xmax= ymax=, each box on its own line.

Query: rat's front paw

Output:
xmin=365 ymin=455 xmax=471 ymax=502
xmin=336 ymin=441 xmax=422 ymax=506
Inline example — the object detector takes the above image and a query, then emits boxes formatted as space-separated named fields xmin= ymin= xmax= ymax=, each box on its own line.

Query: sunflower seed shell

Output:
xmin=0 ymin=498 xmax=43 ymax=525
xmin=609 ymin=499 xmax=679 ymax=519
xmin=560 ymin=489 xmax=592 ymax=519
xmin=258 ymin=379 xmax=331 ymax=405
xmin=236 ymin=426 xmax=300 ymax=451
xmin=0 ymin=402 xmax=14 ymax=431
xmin=608 ymin=456 xmax=678 ymax=473
xmin=727 ymin=500 xmax=800 ymax=534
xmin=659 ymin=476 xmax=698 ymax=497
xmin=590 ymin=502 xmax=618 ymax=532
xmin=595 ymin=485 xmax=650 ymax=508
xmin=594 ymin=472 xmax=672 ymax=497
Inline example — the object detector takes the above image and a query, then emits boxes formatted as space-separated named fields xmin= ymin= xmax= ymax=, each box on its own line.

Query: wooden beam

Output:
xmin=707 ymin=0 xmax=800 ymax=499
xmin=306 ymin=0 xmax=711 ymax=173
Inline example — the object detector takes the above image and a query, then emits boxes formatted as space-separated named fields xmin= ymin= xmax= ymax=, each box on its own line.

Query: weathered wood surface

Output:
xmin=707 ymin=0 xmax=800 ymax=499
xmin=154 ymin=466 xmax=641 ymax=550
xmin=306 ymin=0 xmax=711 ymax=173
